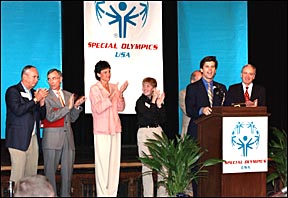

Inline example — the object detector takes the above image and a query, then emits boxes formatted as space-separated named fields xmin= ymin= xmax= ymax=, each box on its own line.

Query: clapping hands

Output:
xmin=35 ymin=88 xmax=49 ymax=106
xmin=68 ymin=94 xmax=86 ymax=110
xmin=120 ymin=80 xmax=128 ymax=94
xmin=152 ymin=88 xmax=165 ymax=108
xmin=74 ymin=95 xmax=86 ymax=108
xmin=109 ymin=81 xmax=129 ymax=101
xmin=156 ymin=92 xmax=165 ymax=108
xmin=152 ymin=89 xmax=160 ymax=102
xmin=245 ymin=99 xmax=258 ymax=107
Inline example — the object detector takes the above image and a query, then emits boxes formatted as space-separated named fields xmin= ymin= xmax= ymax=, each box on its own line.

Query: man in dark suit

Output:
xmin=5 ymin=65 xmax=49 ymax=184
xmin=185 ymin=56 xmax=227 ymax=139
xmin=225 ymin=64 xmax=266 ymax=107
xmin=185 ymin=56 xmax=227 ymax=197
xmin=42 ymin=68 xmax=86 ymax=197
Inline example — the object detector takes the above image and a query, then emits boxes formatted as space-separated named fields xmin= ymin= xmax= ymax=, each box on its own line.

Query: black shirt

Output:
xmin=135 ymin=94 xmax=166 ymax=126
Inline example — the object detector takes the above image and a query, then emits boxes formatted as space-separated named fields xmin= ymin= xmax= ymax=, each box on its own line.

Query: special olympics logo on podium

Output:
xmin=95 ymin=1 xmax=149 ymax=38
xmin=231 ymin=121 xmax=260 ymax=157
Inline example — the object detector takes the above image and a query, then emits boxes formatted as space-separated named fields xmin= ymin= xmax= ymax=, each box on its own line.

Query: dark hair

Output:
xmin=200 ymin=56 xmax=218 ymax=69
xmin=21 ymin=65 xmax=36 ymax=77
xmin=47 ymin=68 xmax=62 ymax=77
xmin=94 ymin=60 xmax=111 ymax=81
xmin=142 ymin=77 xmax=157 ymax=88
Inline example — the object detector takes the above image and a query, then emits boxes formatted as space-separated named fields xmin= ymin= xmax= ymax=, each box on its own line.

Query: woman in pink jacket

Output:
xmin=89 ymin=60 xmax=128 ymax=197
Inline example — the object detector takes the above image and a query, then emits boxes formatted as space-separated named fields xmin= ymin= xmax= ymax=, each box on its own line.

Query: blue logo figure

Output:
xmin=95 ymin=1 xmax=149 ymax=38
xmin=231 ymin=121 xmax=260 ymax=157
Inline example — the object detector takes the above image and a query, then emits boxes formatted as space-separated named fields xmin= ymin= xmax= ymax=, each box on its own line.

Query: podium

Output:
xmin=194 ymin=106 xmax=269 ymax=197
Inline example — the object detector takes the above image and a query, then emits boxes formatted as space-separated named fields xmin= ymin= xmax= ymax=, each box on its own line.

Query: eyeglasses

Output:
xmin=242 ymin=72 xmax=255 ymax=76
xmin=47 ymin=77 xmax=60 ymax=82
xmin=24 ymin=73 xmax=40 ymax=80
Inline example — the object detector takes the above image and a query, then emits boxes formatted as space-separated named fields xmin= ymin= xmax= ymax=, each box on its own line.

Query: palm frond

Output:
xmin=267 ymin=127 xmax=287 ymax=188
xmin=138 ymin=131 xmax=223 ymax=197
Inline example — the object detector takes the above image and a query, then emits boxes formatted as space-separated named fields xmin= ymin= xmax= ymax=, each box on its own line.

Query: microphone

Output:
xmin=213 ymin=85 xmax=224 ymax=96
xmin=213 ymin=85 xmax=225 ymax=105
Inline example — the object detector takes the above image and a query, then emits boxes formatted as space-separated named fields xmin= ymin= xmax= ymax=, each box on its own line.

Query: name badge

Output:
xmin=20 ymin=92 xmax=30 ymax=99
xmin=145 ymin=102 xmax=150 ymax=108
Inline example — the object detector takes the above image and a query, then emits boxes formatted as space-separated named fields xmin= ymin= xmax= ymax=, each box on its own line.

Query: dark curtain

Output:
xmin=248 ymin=1 xmax=287 ymax=131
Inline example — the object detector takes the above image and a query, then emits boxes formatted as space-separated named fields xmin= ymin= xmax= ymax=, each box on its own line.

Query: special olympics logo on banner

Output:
xmin=231 ymin=121 xmax=260 ymax=157
xmin=95 ymin=1 xmax=149 ymax=38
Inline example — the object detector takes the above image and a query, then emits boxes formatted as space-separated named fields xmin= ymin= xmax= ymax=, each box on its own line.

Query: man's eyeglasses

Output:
xmin=47 ymin=77 xmax=60 ymax=82
xmin=24 ymin=73 xmax=40 ymax=80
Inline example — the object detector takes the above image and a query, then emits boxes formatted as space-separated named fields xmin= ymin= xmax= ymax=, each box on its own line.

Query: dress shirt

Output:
xmin=21 ymin=82 xmax=36 ymax=135
xmin=53 ymin=89 xmax=65 ymax=105
xmin=242 ymin=82 xmax=253 ymax=97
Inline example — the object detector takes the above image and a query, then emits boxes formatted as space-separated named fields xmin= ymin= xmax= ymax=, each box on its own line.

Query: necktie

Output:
xmin=244 ymin=87 xmax=249 ymax=101
xmin=207 ymin=83 xmax=213 ymax=107
xmin=57 ymin=91 xmax=65 ymax=107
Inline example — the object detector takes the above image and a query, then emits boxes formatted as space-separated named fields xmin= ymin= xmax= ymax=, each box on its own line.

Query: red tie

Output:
xmin=244 ymin=87 xmax=249 ymax=101
xmin=57 ymin=91 xmax=65 ymax=107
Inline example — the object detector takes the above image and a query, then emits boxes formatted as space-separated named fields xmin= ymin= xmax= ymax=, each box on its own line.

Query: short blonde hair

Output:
xmin=142 ymin=77 xmax=157 ymax=88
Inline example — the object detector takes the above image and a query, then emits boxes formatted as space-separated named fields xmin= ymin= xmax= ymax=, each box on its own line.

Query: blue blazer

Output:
xmin=5 ymin=82 xmax=46 ymax=151
xmin=185 ymin=78 xmax=227 ymax=138
xmin=224 ymin=83 xmax=266 ymax=106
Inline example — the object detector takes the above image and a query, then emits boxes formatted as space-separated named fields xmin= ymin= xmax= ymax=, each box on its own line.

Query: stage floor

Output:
xmin=1 ymin=140 xmax=139 ymax=168
xmin=1 ymin=141 xmax=142 ymax=197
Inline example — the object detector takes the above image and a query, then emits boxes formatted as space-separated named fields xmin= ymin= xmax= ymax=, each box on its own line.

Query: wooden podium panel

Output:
xmin=195 ymin=107 xmax=268 ymax=197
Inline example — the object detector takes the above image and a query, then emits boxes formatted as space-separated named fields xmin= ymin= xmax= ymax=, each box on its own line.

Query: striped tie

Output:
xmin=207 ymin=83 xmax=213 ymax=107
xmin=57 ymin=91 xmax=65 ymax=107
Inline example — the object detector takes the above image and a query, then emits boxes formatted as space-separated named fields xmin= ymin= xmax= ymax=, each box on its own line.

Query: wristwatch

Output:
xmin=33 ymin=97 xmax=38 ymax=104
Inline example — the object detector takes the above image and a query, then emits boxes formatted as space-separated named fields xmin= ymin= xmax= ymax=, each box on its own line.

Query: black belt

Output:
xmin=139 ymin=124 xmax=159 ymax=128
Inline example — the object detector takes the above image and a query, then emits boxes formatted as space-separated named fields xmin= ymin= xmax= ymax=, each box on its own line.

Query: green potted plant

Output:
xmin=138 ymin=131 xmax=224 ymax=197
xmin=267 ymin=127 xmax=287 ymax=195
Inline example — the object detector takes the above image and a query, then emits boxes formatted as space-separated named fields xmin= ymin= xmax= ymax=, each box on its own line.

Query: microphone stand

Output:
xmin=221 ymin=92 xmax=225 ymax=106
xmin=213 ymin=86 xmax=225 ymax=106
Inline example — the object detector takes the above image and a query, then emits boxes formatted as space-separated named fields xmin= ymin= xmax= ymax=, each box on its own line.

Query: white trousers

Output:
xmin=137 ymin=126 xmax=168 ymax=197
xmin=94 ymin=133 xmax=121 ymax=197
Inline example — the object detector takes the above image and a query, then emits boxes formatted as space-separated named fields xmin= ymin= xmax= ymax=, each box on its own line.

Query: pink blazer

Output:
xmin=89 ymin=81 xmax=125 ymax=135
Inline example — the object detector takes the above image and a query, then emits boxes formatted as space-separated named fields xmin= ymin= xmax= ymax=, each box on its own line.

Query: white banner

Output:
xmin=222 ymin=117 xmax=268 ymax=174
xmin=84 ymin=1 xmax=163 ymax=114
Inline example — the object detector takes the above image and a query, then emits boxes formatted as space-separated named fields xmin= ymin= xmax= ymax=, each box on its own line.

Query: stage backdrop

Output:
xmin=1 ymin=1 xmax=62 ymax=139
xmin=177 ymin=1 xmax=248 ymax=134
xmin=1 ymin=1 xmax=248 ymax=138
xmin=84 ymin=1 xmax=163 ymax=114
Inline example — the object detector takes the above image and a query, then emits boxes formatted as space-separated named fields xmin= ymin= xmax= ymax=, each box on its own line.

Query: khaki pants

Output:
xmin=137 ymin=126 xmax=168 ymax=197
xmin=8 ymin=134 xmax=39 ymax=183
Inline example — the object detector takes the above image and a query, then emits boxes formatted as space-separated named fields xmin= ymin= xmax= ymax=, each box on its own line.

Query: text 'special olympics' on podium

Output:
xmin=194 ymin=106 xmax=269 ymax=197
